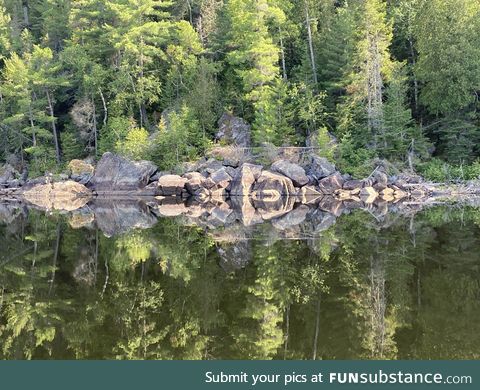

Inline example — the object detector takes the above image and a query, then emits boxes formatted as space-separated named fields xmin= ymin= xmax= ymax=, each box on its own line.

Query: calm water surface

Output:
xmin=0 ymin=201 xmax=479 ymax=359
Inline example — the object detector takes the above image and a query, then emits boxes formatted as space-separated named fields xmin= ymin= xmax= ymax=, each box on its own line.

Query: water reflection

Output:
xmin=0 ymin=200 xmax=480 ymax=359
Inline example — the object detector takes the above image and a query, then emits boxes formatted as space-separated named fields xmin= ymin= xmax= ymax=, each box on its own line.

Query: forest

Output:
xmin=0 ymin=0 xmax=480 ymax=180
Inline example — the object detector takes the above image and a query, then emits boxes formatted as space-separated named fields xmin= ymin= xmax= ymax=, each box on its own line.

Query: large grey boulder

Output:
xmin=230 ymin=163 xmax=262 ymax=196
xmin=271 ymin=160 xmax=309 ymax=187
xmin=216 ymin=113 xmax=251 ymax=147
xmin=305 ymin=156 xmax=336 ymax=181
xmin=252 ymin=170 xmax=295 ymax=198
xmin=90 ymin=152 xmax=157 ymax=191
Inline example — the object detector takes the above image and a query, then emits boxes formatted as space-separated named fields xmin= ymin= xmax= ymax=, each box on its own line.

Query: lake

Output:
xmin=0 ymin=199 xmax=479 ymax=359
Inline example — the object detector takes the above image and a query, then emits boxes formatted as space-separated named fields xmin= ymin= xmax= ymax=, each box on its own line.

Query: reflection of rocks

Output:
xmin=217 ymin=240 xmax=251 ymax=273
xmin=68 ymin=210 xmax=95 ymax=229
xmin=72 ymin=248 xmax=95 ymax=286
xmin=272 ymin=205 xmax=309 ymax=230
xmin=0 ymin=202 xmax=26 ymax=225
xmin=22 ymin=181 xmax=92 ymax=211
xmin=90 ymin=200 xmax=157 ymax=237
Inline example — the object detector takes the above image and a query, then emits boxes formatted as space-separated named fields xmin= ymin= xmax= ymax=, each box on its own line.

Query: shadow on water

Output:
xmin=1 ymin=198 xmax=480 ymax=359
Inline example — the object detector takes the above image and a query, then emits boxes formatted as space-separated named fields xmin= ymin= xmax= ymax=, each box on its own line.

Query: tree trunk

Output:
xmin=279 ymin=28 xmax=287 ymax=80
xmin=45 ymin=89 xmax=61 ymax=164
xmin=305 ymin=2 xmax=318 ymax=86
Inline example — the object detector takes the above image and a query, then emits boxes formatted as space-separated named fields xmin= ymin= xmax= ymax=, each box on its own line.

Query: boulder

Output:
xmin=68 ymin=159 xmax=95 ymax=185
xmin=230 ymin=163 xmax=263 ymax=196
xmin=343 ymin=179 xmax=364 ymax=190
xmin=210 ymin=167 xmax=232 ymax=189
xmin=157 ymin=175 xmax=187 ymax=196
xmin=22 ymin=181 xmax=92 ymax=211
xmin=318 ymin=172 xmax=344 ymax=194
xmin=0 ymin=164 xmax=18 ymax=184
xmin=90 ymin=152 xmax=157 ymax=191
xmin=216 ymin=112 xmax=251 ymax=147
xmin=183 ymin=172 xmax=206 ymax=194
xmin=305 ymin=156 xmax=336 ymax=180
xmin=271 ymin=160 xmax=309 ymax=187
xmin=68 ymin=159 xmax=94 ymax=175
xmin=253 ymin=170 xmax=295 ymax=198
xmin=373 ymin=169 xmax=388 ymax=187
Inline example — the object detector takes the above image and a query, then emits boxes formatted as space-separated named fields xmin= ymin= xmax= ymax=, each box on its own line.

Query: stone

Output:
xmin=359 ymin=186 xmax=378 ymax=204
xmin=157 ymin=175 xmax=187 ymax=196
xmin=0 ymin=164 xmax=18 ymax=184
xmin=299 ymin=185 xmax=323 ymax=204
xmin=90 ymin=152 xmax=157 ymax=191
xmin=373 ymin=169 xmax=388 ymax=187
xmin=305 ymin=156 xmax=336 ymax=180
xmin=210 ymin=167 xmax=232 ymax=188
xmin=318 ymin=172 xmax=344 ymax=194
xmin=343 ymin=179 xmax=364 ymax=190
xmin=271 ymin=160 xmax=309 ymax=187
xmin=216 ymin=112 xmax=251 ymax=147
xmin=253 ymin=170 xmax=295 ymax=198
xmin=67 ymin=159 xmax=94 ymax=176
xmin=183 ymin=172 xmax=206 ymax=194
xmin=22 ymin=181 xmax=92 ymax=211
xmin=230 ymin=163 xmax=263 ymax=196
xmin=209 ymin=206 xmax=234 ymax=224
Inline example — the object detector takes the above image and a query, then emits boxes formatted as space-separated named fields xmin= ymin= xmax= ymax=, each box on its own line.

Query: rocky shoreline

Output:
xmin=2 ymin=151 xmax=480 ymax=219
xmin=2 ymin=151 xmax=480 ymax=237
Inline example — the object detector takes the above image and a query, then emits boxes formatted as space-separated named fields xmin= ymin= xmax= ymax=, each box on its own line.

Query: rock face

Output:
xmin=157 ymin=175 xmax=187 ymax=196
xmin=216 ymin=113 xmax=251 ymax=147
xmin=271 ymin=160 xmax=309 ymax=187
xmin=22 ymin=181 xmax=92 ymax=211
xmin=230 ymin=163 xmax=262 ymax=196
xmin=253 ymin=170 xmax=295 ymax=198
xmin=90 ymin=152 xmax=157 ymax=191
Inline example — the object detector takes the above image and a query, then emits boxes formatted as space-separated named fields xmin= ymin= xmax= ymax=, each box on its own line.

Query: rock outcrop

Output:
xmin=90 ymin=152 xmax=157 ymax=191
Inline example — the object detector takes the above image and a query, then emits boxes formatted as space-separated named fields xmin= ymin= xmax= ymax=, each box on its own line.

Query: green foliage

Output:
xmin=151 ymin=105 xmax=210 ymax=170
xmin=116 ymin=127 xmax=151 ymax=161
xmin=418 ymin=158 xmax=480 ymax=182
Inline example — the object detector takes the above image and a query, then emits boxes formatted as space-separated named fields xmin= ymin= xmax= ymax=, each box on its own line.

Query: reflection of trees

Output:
xmin=1 ymin=207 xmax=480 ymax=359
